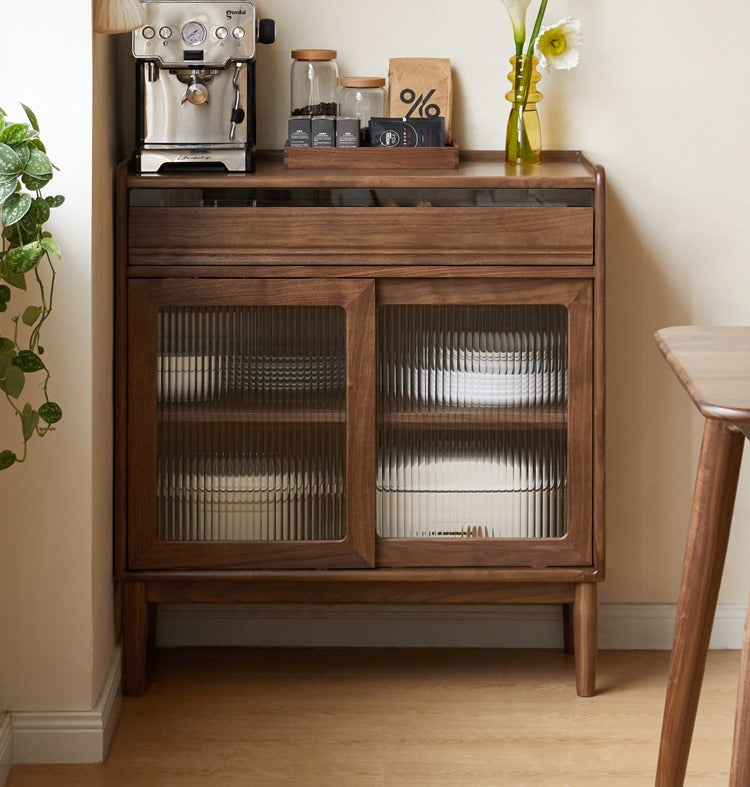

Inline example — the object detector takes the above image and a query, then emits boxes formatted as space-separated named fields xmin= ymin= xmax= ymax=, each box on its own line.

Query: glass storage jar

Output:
xmin=291 ymin=49 xmax=338 ymax=117
xmin=338 ymin=77 xmax=387 ymax=145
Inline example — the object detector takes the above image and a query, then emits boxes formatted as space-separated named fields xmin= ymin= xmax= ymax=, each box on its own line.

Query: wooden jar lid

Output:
xmin=337 ymin=77 xmax=386 ymax=88
xmin=291 ymin=49 xmax=337 ymax=61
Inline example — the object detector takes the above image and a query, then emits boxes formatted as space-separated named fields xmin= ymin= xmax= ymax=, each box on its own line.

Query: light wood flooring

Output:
xmin=6 ymin=647 xmax=742 ymax=786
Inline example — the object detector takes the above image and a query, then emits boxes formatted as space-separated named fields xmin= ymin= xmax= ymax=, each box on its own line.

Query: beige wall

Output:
xmin=0 ymin=1 xmax=116 ymax=713
xmin=0 ymin=0 xmax=749 ymax=721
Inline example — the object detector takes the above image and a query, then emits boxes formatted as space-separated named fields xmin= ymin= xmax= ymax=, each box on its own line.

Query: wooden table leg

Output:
xmin=656 ymin=420 xmax=745 ymax=786
xmin=122 ymin=581 xmax=149 ymax=697
xmin=574 ymin=581 xmax=597 ymax=697
xmin=730 ymin=588 xmax=750 ymax=786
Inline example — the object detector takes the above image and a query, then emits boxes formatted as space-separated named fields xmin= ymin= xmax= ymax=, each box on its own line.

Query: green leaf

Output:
xmin=25 ymin=148 xmax=52 ymax=177
xmin=45 ymin=194 xmax=65 ymax=208
xmin=0 ymin=177 xmax=17 ymax=204
xmin=21 ymin=171 xmax=51 ymax=191
xmin=21 ymin=104 xmax=39 ymax=132
xmin=0 ymin=450 xmax=17 ymax=470
xmin=0 ymin=142 xmax=23 ymax=176
xmin=13 ymin=144 xmax=31 ymax=169
xmin=5 ymin=241 xmax=43 ymax=273
xmin=0 ymin=124 xmax=29 ymax=145
xmin=0 ymin=338 xmax=16 ymax=355
xmin=0 ymin=285 xmax=10 ymax=303
xmin=28 ymin=138 xmax=46 ymax=154
xmin=30 ymin=196 xmax=50 ymax=224
xmin=1 ymin=192 xmax=32 ymax=226
xmin=20 ymin=404 xmax=39 ymax=441
xmin=21 ymin=305 xmax=42 ymax=326
xmin=1 ymin=268 xmax=27 ymax=290
xmin=39 ymin=401 xmax=62 ymax=424
xmin=40 ymin=237 xmax=61 ymax=258
xmin=13 ymin=350 xmax=45 ymax=372
xmin=0 ymin=362 xmax=24 ymax=398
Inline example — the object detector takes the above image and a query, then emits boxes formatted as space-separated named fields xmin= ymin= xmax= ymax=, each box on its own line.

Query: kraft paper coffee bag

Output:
xmin=388 ymin=58 xmax=453 ymax=144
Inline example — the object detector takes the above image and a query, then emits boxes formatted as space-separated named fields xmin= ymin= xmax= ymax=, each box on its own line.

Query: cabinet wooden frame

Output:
xmin=115 ymin=151 xmax=606 ymax=698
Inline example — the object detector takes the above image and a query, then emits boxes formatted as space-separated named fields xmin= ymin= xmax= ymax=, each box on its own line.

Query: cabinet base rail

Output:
xmin=121 ymin=576 xmax=598 ymax=699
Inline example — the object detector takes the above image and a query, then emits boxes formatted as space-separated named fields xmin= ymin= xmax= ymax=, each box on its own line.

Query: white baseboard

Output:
xmin=11 ymin=644 xmax=122 ymax=765
xmin=0 ymin=713 xmax=12 ymax=787
xmin=157 ymin=602 xmax=748 ymax=651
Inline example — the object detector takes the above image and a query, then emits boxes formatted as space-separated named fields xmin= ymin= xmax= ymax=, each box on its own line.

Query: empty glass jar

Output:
xmin=291 ymin=49 xmax=339 ymax=117
xmin=337 ymin=77 xmax=387 ymax=144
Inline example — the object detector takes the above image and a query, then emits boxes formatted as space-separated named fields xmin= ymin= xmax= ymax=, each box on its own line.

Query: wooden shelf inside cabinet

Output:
xmin=381 ymin=406 xmax=568 ymax=430
xmin=116 ymin=153 xmax=606 ymax=700
xmin=158 ymin=404 xmax=346 ymax=425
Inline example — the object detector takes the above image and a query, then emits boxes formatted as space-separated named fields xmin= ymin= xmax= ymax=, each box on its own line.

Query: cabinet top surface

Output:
xmin=655 ymin=326 xmax=750 ymax=423
xmin=124 ymin=151 xmax=602 ymax=191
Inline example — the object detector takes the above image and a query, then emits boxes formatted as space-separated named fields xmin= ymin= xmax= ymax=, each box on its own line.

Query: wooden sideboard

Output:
xmin=116 ymin=151 xmax=606 ymax=697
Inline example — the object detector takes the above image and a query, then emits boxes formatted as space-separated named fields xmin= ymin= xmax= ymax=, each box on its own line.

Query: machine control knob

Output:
xmin=216 ymin=26 xmax=229 ymax=40
xmin=258 ymin=19 xmax=276 ymax=45
xmin=232 ymin=26 xmax=246 ymax=39
xmin=142 ymin=26 xmax=156 ymax=40
xmin=184 ymin=81 xmax=210 ymax=106
xmin=159 ymin=26 xmax=173 ymax=40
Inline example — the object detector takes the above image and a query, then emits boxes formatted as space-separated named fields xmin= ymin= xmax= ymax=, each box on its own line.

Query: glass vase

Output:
xmin=505 ymin=55 xmax=543 ymax=166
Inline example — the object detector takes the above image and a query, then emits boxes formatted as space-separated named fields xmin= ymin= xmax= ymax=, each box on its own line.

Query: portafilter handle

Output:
xmin=229 ymin=62 xmax=246 ymax=141
xmin=182 ymin=75 xmax=210 ymax=106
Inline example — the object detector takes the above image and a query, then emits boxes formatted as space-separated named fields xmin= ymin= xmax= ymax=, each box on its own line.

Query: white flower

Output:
xmin=501 ymin=0 xmax=533 ymax=49
xmin=535 ymin=17 xmax=582 ymax=71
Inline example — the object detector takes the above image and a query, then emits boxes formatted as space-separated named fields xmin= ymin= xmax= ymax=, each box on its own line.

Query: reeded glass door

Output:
xmin=127 ymin=279 xmax=375 ymax=569
xmin=376 ymin=279 xmax=593 ymax=567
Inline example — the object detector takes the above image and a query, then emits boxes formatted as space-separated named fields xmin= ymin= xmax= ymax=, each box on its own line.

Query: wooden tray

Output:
xmin=283 ymin=144 xmax=459 ymax=170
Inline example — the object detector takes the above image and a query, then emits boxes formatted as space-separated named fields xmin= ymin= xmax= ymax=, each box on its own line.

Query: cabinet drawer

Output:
xmin=128 ymin=206 xmax=594 ymax=266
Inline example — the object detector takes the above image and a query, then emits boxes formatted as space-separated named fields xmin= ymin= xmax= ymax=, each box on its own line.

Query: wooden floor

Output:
xmin=7 ymin=647 xmax=742 ymax=786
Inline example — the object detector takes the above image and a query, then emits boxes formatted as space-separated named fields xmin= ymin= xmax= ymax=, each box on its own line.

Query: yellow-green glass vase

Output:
xmin=505 ymin=55 xmax=543 ymax=166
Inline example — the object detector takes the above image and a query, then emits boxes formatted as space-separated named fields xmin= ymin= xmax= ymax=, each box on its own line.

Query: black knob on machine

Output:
xmin=258 ymin=18 xmax=276 ymax=45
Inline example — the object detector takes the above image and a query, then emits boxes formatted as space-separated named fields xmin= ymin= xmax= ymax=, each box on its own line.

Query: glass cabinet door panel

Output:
xmin=157 ymin=305 xmax=346 ymax=543
xmin=127 ymin=279 xmax=375 ymax=570
xmin=376 ymin=280 xmax=592 ymax=568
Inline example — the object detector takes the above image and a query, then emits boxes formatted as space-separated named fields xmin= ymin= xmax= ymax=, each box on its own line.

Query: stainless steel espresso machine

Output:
xmin=132 ymin=1 xmax=275 ymax=173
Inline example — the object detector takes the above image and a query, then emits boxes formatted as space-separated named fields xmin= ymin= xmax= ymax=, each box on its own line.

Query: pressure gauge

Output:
xmin=181 ymin=21 xmax=207 ymax=46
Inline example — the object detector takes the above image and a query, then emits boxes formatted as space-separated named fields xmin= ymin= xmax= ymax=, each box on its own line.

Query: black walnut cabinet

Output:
xmin=116 ymin=152 xmax=605 ymax=697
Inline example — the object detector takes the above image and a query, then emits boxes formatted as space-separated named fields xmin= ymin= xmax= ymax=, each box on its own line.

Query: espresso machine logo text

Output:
xmin=226 ymin=9 xmax=247 ymax=19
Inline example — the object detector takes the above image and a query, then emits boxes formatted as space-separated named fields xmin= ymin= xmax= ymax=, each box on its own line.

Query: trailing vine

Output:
xmin=0 ymin=104 xmax=64 ymax=470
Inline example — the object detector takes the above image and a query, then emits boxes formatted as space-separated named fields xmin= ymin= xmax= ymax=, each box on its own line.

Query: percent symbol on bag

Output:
xmin=400 ymin=88 xmax=441 ymax=119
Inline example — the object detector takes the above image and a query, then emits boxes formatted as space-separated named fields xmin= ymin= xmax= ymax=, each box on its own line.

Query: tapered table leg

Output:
xmin=122 ymin=581 xmax=149 ymax=697
xmin=730 ymin=589 xmax=750 ymax=786
xmin=574 ymin=582 xmax=597 ymax=697
xmin=655 ymin=420 xmax=745 ymax=786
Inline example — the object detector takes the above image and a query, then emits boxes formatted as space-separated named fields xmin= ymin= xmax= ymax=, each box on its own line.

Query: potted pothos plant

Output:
xmin=0 ymin=104 xmax=64 ymax=470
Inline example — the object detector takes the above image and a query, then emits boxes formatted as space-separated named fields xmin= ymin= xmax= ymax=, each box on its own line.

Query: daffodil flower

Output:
xmin=535 ymin=17 xmax=583 ymax=71
xmin=501 ymin=0 xmax=533 ymax=55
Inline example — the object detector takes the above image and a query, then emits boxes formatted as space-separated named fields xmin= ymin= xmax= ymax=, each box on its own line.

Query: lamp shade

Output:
xmin=94 ymin=0 xmax=145 ymax=34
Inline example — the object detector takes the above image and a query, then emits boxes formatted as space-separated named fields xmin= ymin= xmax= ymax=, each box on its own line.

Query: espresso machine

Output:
xmin=132 ymin=1 xmax=275 ymax=173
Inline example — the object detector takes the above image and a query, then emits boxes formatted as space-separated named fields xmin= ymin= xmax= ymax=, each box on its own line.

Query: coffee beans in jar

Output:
xmin=291 ymin=50 xmax=339 ymax=117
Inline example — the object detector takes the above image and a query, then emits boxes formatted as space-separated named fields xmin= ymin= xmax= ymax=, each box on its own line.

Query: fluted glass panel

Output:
xmin=377 ymin=305 xmax=568 ymax=539
xmin=156 ymin=305 xmax=346 ymax=541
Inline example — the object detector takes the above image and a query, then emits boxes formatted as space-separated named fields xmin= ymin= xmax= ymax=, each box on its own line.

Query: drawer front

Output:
xmin=129 ymin=206 xmax=594 ymax=266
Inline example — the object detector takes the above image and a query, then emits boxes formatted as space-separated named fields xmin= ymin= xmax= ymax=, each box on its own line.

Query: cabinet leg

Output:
xmin=574 ymin=582 xmax=597 ymax=697
xmin=656 ymin=420 xmax=744 ymax=787
xmin=562 ymin=603 xmax=574 ymax=654
xmin=731 ymin=588 xmax=750 ymax=786
xmin=122 ymin=581 xmax=149 ymax=697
